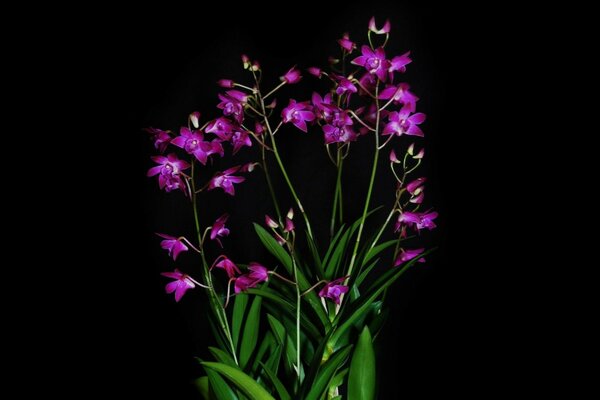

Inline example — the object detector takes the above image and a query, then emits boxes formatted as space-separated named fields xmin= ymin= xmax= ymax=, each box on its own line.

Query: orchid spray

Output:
xmin=147 ymin=17 xmax=437 ymax=399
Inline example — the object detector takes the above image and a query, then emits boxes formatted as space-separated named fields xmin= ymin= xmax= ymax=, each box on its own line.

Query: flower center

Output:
xmin=367 ymin=57 xmax=380 ymax=70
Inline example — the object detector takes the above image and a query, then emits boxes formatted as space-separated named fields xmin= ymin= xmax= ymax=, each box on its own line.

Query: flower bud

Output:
xmin=265 ymin=215 xmax=279 ymax=229
xmin=218 ymin=79 xmax=235 ymax=88
xmin=189 ymin=111 xmax=201 ymax=129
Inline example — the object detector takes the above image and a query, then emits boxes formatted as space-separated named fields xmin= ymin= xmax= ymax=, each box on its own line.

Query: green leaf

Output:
xmin=206 ymin=367 xmax=239 ymax=400
xmin=362 ymin=240 xmax=397 ymax=268
xmin=266 ymin=314 xmax=286 ymax=344
xmin=195 ymin=376 xmax=210 ymax=400
xmin=355 ymin=258 xmax=380 ymax=288
xmin=325 ymin=227 xmax=352 ymax=279
xmin=209 ymin=347 xmax=239 ymax=368
xmin=348 ymin=326 xmax=376 ymax=400
xmin=253 ymin=223 xmax=293 ymax=272
xmin=323 ymin=225 xmax=346 ymax=268
xmin=251 ymin=331 xmax=276 ymax=375
xmin=259 ymin=362 xmax=292 ymax=400
xmin=305 ymin=346 xmax=353 ymax=400
xmin=202 ymin=362 xmax=276 ymax=400
xmin=240 ymin=295 xmax=263 ymax=368
xmin=232 ymin=293 xmax=249 ymax=350
xmin=330 ymin=249 xmax=434 ymax=346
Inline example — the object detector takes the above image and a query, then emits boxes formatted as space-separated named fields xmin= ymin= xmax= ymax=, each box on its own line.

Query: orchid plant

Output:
xmin=147 ymin=17 xmax=437 ymax=400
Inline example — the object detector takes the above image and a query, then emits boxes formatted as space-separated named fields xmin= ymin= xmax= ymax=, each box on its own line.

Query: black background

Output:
xmin=86 ymin=1 xmax=511 ymax=397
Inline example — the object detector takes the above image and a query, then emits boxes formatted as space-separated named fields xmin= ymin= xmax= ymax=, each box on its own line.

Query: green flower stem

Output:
xmin=256 ymin=92 xmax=315 ymax=242
xmin=191 ymin=161 xmax=239 ymax=365
xmin=330 ymin=146 xmax=344 ymax=238
xmin=261 ymin=145 xmax=282 ymax=221
xmin=345 ymin=84 xmax=381 ymax=280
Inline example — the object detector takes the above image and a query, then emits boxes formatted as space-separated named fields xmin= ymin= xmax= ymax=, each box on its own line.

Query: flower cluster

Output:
xmin=145 ymin=17 xmax=437 ymax=398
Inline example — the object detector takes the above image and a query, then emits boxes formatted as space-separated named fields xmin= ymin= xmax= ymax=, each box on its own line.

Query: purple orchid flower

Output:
xmin=213 ymin=255 xmax=241 ymax=279
xmin=369 ymin=16 xmax=391 ymax=34
xmin=389 ymin=52 xmax=412 ymax=74
xmin=147 ymin=153 xmax=190 ymax=193
xmin=319 ymin=277 xmax=349 ymax=305
xmin=323 ymin=125 xmax=357 ymax=144
xmin=282 ymin=99 xmax=315 ymax=132
xmin=312 ymin=92 xmax=334 ymax=121
xmin=282 ymin=66 xmax=302 ymax=84
xmin=352 ymin=46 xmax=390 ymax=81
xmin=248 ymin=262 xmax=269 ymax=283
xmin=394 ymin=248 xmax=426 ymax=266
xmin=217 ymin=93 xmax=244 ymax=123
xmin=205 ymin=117 xmax=235 ymax=141
xmin=161 ymin=269 xmax=195 ymax=302
xmin=144 ymin=127 xmax=172 ymax=153
xmin=208 ymin=166 xmax=246 ymax=196
xmin=378 ymin=83 xmax=419 ymax=112
xmin=234 ymin=275 xmax=258 ymax=293
xmin=147 ymin=153 xmax=190 ymax=177
xmin=395 ymin=211 xmax=438 ymax=232
xmin=156 ymin=233 xmax=188 ymax=260
xmin=210 ymin=214 xmax=230 ymax=247
xmin=382 ymin=106 xmax=426 ymax=137
xmin=333 ymin=74 xmax=358 ymax=99
xmin=390 ymin=149 xmax=401 ymax=163
xmin=338 ymin=33 xmax=356 ymax=52
xmin=171 ymin=127 xmax=221 ymax=164
xmin=231 ymin=129 xmax=252 ymax=154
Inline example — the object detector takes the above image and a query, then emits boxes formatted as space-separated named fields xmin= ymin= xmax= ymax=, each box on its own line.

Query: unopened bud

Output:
xmin=189 ymin=111 xmax=201 ymax=129
xmin=265 ymin=215 xmax=279 ymax=229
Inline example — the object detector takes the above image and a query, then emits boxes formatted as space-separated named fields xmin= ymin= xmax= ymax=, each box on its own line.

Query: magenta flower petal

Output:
xmin=234 ymin=275 xmax=257 ymax=293
xmin=214 ymin=256 xmax=241 ymax=279
xmin=282 ymin=66 xmax=302 ymax=84
xmin=161 ymin=269 xmax=195 ymax=302
xmin=394 ymin=248 xmax=426 ymax=266
xmin=208 ymin=167 xmax=246 ymax=196
xmin=318 ymin=277 xmax=349 ymax=305
xmin=144 ymin=127 xmax=172 ymax=153
xmin=389 ymin=52 xmax=412 ymax=74
xmin=157 ymin=233 xmax=189 ymax=260
xmin=248 ymin=262 xmax=269 ymax=283
xmin=210 ymin=214 xmax=230 ymax=246
xmin=282 ymin=99 xmax=315 ymax=133
xmin=368 ymin=16 xmax=391 ymax=34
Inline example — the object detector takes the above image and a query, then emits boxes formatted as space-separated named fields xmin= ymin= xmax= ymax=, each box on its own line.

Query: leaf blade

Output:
xmin=348 ymin=326 xmax=376 ymax=400
xmin=202 ymin=362 xmax=276 ymax=400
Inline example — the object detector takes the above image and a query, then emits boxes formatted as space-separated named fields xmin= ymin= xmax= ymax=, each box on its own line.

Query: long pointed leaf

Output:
xmin=240 ymin=295 xmax=263 ymax=368
xmin=206 ymin=367 xmax=239 ymax=400
xmin=259 ymin=362 xmax=292 ymax=400
xmin=202 ymin=362 xmax=276 ymax=400
xmin=348 ymin=326 xmax=376 ymax=400
xmin=232 ymin=293 xmax=249 ymax=350
xmin=195 ymin=376 xmax=210 ymax=400
xmin=209 ymin=347 xmax=239 ymax=368
xmin=305 ymin=346 xmax=353 ymax=400
xmin=362 ymin=240 xmax=397 ymax=267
